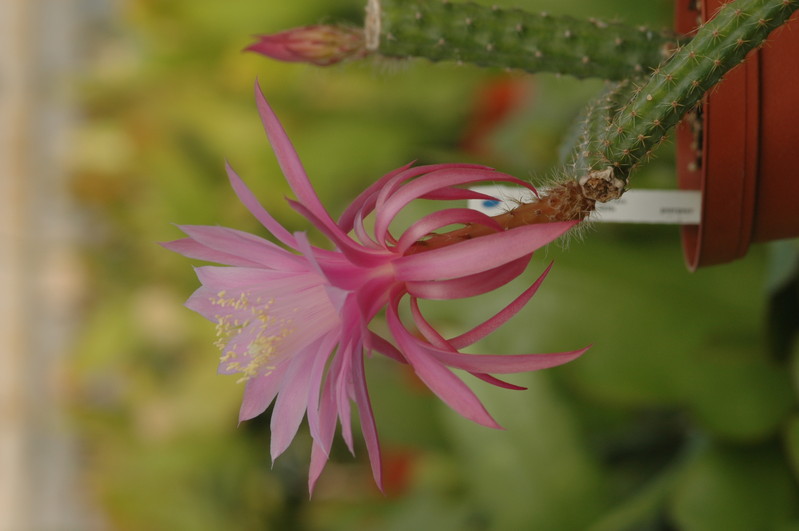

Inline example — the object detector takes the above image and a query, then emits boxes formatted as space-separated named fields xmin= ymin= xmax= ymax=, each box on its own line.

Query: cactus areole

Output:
xmin=676 ymin=0 xmax=799 ymax=269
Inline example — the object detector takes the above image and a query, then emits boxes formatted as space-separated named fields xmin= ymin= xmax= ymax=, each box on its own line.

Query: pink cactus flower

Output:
xmin=246 ymin=25 xmax=367 ymax=66
xmin=164 ymin=83 xmax=587 ymax=493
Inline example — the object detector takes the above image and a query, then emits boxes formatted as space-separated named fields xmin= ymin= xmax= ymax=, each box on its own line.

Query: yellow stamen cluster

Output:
xmin=212 ymin=290 xmax=294 ymax=383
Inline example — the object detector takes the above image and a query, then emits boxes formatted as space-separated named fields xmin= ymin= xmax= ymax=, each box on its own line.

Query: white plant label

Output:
xmin=468 ymin=185 xmax=701 ymax=224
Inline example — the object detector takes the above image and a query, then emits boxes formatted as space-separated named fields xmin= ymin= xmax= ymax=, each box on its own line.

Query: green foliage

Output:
xmin=443 ymin=372 xmax=606 ymax=530
xmin=670 ymin=442 xmax=799 ymax=530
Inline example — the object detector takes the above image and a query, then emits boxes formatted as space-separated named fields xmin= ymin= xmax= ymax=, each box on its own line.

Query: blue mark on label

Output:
xmin=482 ymin=199 xmax=501 ymax=209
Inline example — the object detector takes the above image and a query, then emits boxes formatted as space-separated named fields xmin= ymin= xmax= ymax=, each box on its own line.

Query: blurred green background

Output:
xmin=67 ymin=0 xmax=799 ymax=529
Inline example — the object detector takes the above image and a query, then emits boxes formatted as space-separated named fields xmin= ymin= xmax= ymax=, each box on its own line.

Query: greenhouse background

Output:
xmin=2 ymin=0 xmax=797 ymax=529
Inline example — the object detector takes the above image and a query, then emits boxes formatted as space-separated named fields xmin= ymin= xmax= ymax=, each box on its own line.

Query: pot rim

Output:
xmin=675 ymin=0 xmax=760 ymax=270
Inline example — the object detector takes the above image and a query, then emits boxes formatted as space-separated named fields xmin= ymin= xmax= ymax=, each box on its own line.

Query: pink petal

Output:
xmin=355 ymin=275 xmax=395 ymax=322
xmin=290 ymin=231 xmax=327 ymax=278
xmin=176 ymin=225 xmax=306 ymax=270
xmin=160 ymin=237 xmax=265 ymax=268
xmin=419 ymin=187 xmax=503 ymax=201
xmin=287 ymin=199 xmax=392 ymax=269
xmin=394 ymin=221 xmax=577 ymax=281
xmin=471 ymin=372 xmax=527 ymax=390
xmin=313 ymin=257 xmax=371 ymax=291
xmin=418 ymin=340 xmax=588 ymax=374
xmin=370 ymin=164 xmax=493 ymax=216
xmin=186 ymin=268 xmax=319 ymax=319
xmin=334 ymin=296 xmax=370 ymax=452
xmin=408 ymin=296 xmax=448 ymax=349
xmin=305 ymin=332 xmax=339 ymax=441
xmin=405 ymin=256 xmax=530 ymax=300
xmin=309 ymin=442 xmax=330 ymax=494
xmin=387 ymin=302 xmax=501 ymax=429
xmin=239 ymin=362 xmax=289 ymax=422
xmin=352 ymin=209 xmax=381 ymax=249
xmin=183 ymin=287 xmax=222 ymax=321
xmin=396 ymin=208 xmax=502 ymax=255
xmin=310 ymin=355 xmax=341 ymax=450
xmin=374 ymin=167 xmax=535 ymax=244
xmin=225 ymin=163 xmax=297 ymax=248
xmin=269 ymin=343 xmax=320 ymax=461
xmin=333 ymin=344 xmax=355 ymax=453
xmin=367 ymin=331 xmax=406 ymax=364
xmin=407 ymin=298 xmax=535 ymax=389
xmin=352 ymin=351 xmax=383 ymax=490
xmin=449 ymin=262 xmax=552 ymax=349
xmin=338 ymin=162 xmax=415 ymax=232
xmin=193 ymin=265 xmax=312 ymax=290
xmin=309 ymin=370 xmax=340 ymax=492
xmin=254 ymin=83 xmax=340 ymax=234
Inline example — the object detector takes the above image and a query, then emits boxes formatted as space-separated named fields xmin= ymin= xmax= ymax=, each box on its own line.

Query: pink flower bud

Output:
xmin=246 ymin=25 xmax=367 ymax=66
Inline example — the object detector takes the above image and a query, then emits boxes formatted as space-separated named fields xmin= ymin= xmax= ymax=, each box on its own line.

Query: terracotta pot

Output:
xmin=675 ymin=0 xmax=799 ymax=270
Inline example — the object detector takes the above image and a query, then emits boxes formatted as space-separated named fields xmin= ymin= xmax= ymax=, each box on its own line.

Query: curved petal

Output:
xmin=407 ymin=298 xmax=524 ymax=389
xmin=368 ymin=331 xmax=406 ymax=364
xmin=338 ymin=162 xmax=415 ymax=232
xmin=394 ymin=221 xmax=577 ymax=281
xmin=471 ymin=372 xmax=527 ymax=390
xmin=408 ymin=296 xmax=448 ymax=349
xmin=355 ymin=275 xmax=395 ymax=322
xmin=408 ymin=297 xmax=532 ymax=390
xmin=449 ymin=262 xmax=552 ymax=349
xmin=288 ymin=199 xmax=391 ymax=269
xmin=419 ymin=187 xmax=503 ymax=201
xmin=387 ymin=301 xmax=501 ymax=429
xmin=401 ymin=302 xmax=588 ymax=373
xmin=405 ymin=256 xmax=530 ymax=300
xmin=424 ymin=343 xmax=589 ymax=373
xmin=370 ymin=164 xmax=494 ymax=218
xmin=352 ymin=209 xmax=381 ymax=249
xmin=374 ymin=167 xmax=535 ymax=244
xmin=396 ymin=208 xmax=502 ymax=255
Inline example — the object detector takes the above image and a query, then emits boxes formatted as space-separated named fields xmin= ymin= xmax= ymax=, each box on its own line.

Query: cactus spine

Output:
xmin=564 ymin=80 xmax=632 ymax=179
xmin=366 ymin=0 xmax=677 ymax=80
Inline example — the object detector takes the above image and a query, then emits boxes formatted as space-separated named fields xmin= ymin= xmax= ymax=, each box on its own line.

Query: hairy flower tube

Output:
xmin=164 ymin=84 xmax=588 ymax=493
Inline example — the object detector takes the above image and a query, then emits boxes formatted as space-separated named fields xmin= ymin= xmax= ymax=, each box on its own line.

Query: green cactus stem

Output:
xmin=579 ymin=0 xmax=799 ymax=201
xmin=563 ymin=80 xmax=632 ymax=178
xmin=365 ymin=0 xmax=677 ymax=80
